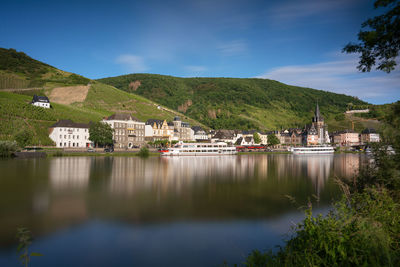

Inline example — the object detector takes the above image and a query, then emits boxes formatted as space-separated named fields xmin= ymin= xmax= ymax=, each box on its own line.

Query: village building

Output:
xmin=258 ymin=132 xmax=268 ymax=145
xmin=331 ymin=130 xmax=360 ymax=146
xmin=145 ymin=119 xmax=174 ymax=141
xmin=304 ymin=124 xmax=319 ymax=146
xmin=103 ymin=114 xmax=145 ymax=148
xmin=31 ymin=94 xmax=50 ymax=108
xmin=235 ymin=136 xmax=254 ymax=146
xmin=49 ymin=120 xmax=92 ymax=148
xmin=172 ymin=116 xmax=194 ymax=141
xmin=361 ymin=128 xmax=380 ymax=144
xmin=192 ymin=126 xmax=208 ymax=141
xmin=212 ymin=130 xmax=241 ymax=144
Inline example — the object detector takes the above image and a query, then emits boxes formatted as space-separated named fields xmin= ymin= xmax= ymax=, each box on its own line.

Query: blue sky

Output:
xmin=1 ymin=0 xmax=399 ymax=104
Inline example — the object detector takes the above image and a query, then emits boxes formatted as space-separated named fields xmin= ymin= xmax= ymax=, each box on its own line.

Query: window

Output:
xmin=59 ymin=143 xmax=62 ymax=147
xmin=60 ymin=135 xmax=62 ymax=139
xmin=64 ymin=135 xmax=66 ymax=139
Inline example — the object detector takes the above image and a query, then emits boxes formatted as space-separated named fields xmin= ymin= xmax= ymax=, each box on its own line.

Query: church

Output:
xmin=304 ymin=103 xmax=330 ymax=146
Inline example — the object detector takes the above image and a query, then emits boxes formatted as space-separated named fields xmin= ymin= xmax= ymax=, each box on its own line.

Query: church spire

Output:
xmin=313 ymin=102 xmax=323 ymax=122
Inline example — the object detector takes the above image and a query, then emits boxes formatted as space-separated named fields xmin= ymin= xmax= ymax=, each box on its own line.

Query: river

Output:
xmin=0 ymin=154 xmax=363 ymax=266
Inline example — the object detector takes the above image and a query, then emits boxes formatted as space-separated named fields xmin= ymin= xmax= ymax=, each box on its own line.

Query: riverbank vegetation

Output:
xmin=0 ymin=140 xmax=18 ymax=157
xmin=232 ymin=101 xmax=400 ymax=266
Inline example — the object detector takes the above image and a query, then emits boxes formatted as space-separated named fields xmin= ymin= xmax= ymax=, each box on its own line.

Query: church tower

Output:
xmin=312 ymin=103 xmax=326 ymax=144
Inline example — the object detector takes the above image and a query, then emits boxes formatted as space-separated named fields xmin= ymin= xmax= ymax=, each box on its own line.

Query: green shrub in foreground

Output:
xmin=239 ymin=189 xmax=400 ymax=267
xmin=0 ymin=140 xmax=18 ymax=157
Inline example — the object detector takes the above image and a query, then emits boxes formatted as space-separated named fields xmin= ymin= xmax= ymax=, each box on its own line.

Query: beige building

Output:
xmin=103 ymin=114 xmax=145 ymax=148
xmin=361 ymin=128 xmax=380 ymax=144
xmin=332 ymin=130 xmax=360 ymax=146
xmin=146 ymin=119 xmax=174 ymax=141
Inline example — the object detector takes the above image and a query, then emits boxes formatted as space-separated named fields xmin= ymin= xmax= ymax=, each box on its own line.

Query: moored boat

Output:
xmin=160 ymin=142 xmax=237 ymax=156
xmin=290 ymin=146 xmax=335 ymax=154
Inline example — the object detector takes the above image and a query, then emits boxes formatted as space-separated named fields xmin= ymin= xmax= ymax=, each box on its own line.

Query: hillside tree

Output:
xmin=253 ymin=132 xmax=261 ymax=144
xmin=89 ymin=122 xmax=113 ymax=147
xmin=267 ymin=134 xmax=280 ymax=147
xmin=343 ymin=0 xmax=400 ymax=73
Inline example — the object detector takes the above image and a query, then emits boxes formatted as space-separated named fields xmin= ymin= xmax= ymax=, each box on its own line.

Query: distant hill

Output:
xmin=98 ymin=74 xmax=370 ymax=131
xmin=0 ymin=48 xmax=205 ymax=145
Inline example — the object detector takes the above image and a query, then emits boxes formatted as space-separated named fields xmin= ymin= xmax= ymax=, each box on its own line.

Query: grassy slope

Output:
xmin=0 ymin=82 xmax=206 ymax=145
xmin=0 ymin=48 xmax=90 ymax=89
xmin=98 ymin=74 xmax=369 ymax=131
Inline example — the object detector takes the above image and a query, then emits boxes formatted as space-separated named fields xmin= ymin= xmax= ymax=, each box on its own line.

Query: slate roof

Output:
xmin=213 ymin=130 xmax=237 ymax=139
xmin=32 ymin=94 xmax=50 ymax=103
xmin=362 ymin=128 xmax=377 ymax=134
xmin=146 ymin=119 xmax=165 ymax=127
xmin=50 ymin=120 xmax=89 ymax=129
xmin=191 ymin=126 xmax=204 ymax=133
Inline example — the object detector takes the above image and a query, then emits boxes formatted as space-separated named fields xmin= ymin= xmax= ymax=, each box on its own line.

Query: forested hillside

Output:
xmin=99 ymin=74 xmax=368 ymax=130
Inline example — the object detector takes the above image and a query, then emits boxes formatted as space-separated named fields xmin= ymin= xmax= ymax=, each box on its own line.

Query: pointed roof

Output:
xmin=313 ymin=102 xmax=324 ymax=122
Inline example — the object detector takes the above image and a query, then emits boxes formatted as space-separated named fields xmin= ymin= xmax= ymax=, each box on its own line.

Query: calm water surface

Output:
xmin=0 ymin=154 xmax=363 ymax=266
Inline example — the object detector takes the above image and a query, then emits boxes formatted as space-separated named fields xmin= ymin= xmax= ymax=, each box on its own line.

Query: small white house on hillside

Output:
xmin=31 ymin=95 xmax=50 ymax=108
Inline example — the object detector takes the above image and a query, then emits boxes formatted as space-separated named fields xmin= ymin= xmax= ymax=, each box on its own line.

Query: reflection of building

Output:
xmin=49 ymin=157 xmax=91 ymax=190
xmin=49 ymin=120 xmax=92 ymax=148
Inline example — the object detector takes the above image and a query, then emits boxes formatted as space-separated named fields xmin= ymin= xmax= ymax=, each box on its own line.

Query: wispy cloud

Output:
xmin=115 ymin=54 xmax=149 ymax=73
xmin=217 ymin=40 xmax=247 ymax=56
xmin=267 ymin=0 xmax=360 ymax=23
xmin=256 ymin=55 xmax=400 ymax=104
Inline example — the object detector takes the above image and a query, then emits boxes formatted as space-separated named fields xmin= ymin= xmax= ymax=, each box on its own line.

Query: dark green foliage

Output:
xmin=89 ymin=122 xmax=113 ymax=147
xmin=0 ymin=141 xmax=18 ymax=157
xmin=253 ymin=132 xmax=261 ymax=144
xmin=137 ymin=147 xmax=149 ymax=157
xmin=16 ymin=227 xmax=42 ymax=267
xmin=14 ymin=129 xmax=33 ymax=148
xmin=343 ymin=0 xmax=400 ymax=72
xmin=334 ymin=113 xmax=345 ymax=121
xmin=0 ymin=48 xmax=50 ymax=78
xmin=98 ymin=74 xmax=367 ymax=130
xmin=267 ymin=134 xmax=280 ymax=146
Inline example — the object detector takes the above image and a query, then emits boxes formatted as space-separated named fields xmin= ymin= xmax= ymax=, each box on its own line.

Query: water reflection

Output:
xmin=45 ymin=154 xmax=360 ymax=197
xmin=49 ymin=157 xmax=92 ymax=191
xmin=0 ymin=154 xmax=363 ymax=249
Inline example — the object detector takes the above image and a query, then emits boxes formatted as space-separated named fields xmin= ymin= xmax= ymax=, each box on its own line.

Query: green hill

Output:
xmin=98 ymin=74 xmax=369 ymax=131
xmin=0 ymin=48 xmax=90 ymax=89
xmin=0 ymin=49 xmax=205 ymax=146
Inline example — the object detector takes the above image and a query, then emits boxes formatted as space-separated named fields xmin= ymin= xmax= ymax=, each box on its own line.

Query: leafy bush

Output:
xmin=137 ymin=147 xmax=149 ymax=157
xmin=0 ymin=140 xmax=18 ymax=157
xmin=14 ymin=129 xmax=33 ymax=148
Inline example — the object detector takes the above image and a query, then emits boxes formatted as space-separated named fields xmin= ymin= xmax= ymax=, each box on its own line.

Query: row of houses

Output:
xmin=47 ymin=103 xmax=380 ymax=148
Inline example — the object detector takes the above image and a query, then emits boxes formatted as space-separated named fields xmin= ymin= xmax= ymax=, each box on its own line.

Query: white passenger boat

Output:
xmin=160 ymin=142 xmax=237 ymax=156
xmin=290 ymin=146 xmax=335 ymax=155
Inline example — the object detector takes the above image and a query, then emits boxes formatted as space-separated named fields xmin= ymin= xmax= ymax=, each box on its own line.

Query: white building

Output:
xmin=49 ymin=120 xmax=93 ymax=148
xmin=191 ymin=126 xmax=208 ymax=141
xmin=31 ymin=95 xmax=50 ymax=108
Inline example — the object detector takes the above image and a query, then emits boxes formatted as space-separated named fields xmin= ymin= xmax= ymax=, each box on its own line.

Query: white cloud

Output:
xmin=217 ymin=40 xmax=247 ymax=56
xmin=256 ymin=56 xmax=400 ymax=104
xmin=115 ymin=54 xmax=149 ymax=73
